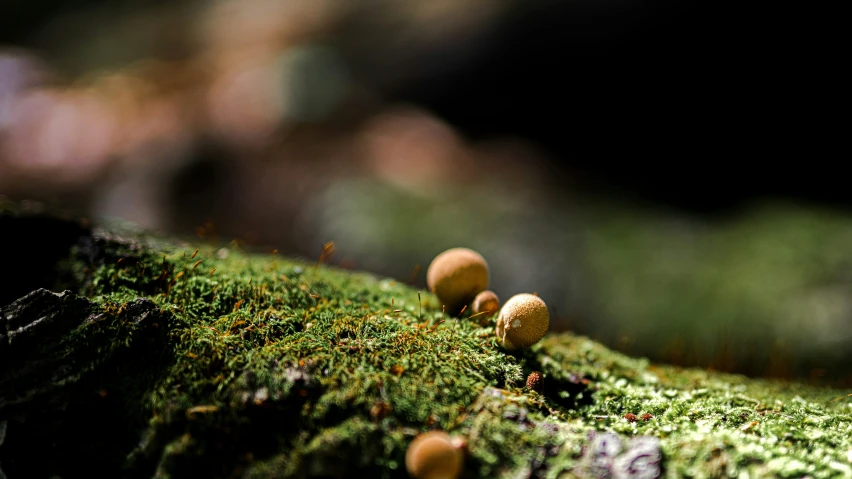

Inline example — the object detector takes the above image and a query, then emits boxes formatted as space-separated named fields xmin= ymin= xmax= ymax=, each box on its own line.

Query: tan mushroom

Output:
xmin=426 ymin=247 xmax=488 ymax=315
xmin=495 ymin=293 xmax=550 ymax=350
xmin=471 ymin=290 xmax=500 ymax=325
xmin=405 ymin=430 xmax=465 ymax=479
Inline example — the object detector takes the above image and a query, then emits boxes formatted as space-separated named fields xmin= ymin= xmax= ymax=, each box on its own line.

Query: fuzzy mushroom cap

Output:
xmin=405 ymin=431 xmax=464 ymax=479
xmin=495 ymin=293 xmax=550 ymax=350
xmin=426 ymin=248 xmax=489 ymax=314
xmin=472 ymin=290 xmax=500 ymax=316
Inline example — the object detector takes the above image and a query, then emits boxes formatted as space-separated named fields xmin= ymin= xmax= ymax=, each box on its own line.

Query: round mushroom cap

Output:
xmin=426 ymin=248 xmax=489 ymax=314
xmin=472 ymin=290 xmax=500 ymax=316
xmin=496 ymin=293 xmax=550 ymax=350
xmin=405 ymin=430 xmax=465 ymax=479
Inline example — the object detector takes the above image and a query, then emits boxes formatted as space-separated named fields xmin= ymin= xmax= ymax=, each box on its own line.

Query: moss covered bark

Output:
xmin=1 ymin=201 xmax=852 ymax=478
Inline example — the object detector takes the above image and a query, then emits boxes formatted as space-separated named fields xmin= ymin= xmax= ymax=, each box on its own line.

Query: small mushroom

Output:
xmin=495 ymin=293 xmax=550 ymax=350
xmin=405 ymin=430 xmax=465 ymax=479
xmin=471 ymin=290 xmax=500 ymax=318
xmin=426 ymin=247 xmax=489 ymax=315
xmin=526 ymin=371 xmax=543 ymax=393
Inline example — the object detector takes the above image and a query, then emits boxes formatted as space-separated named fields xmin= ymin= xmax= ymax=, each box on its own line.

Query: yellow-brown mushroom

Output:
xmin=426 ymin=247 xmax=488 ymax=315
xmin=405 ymin=430 xmax=465 ymax=479
xmin=495 ymin=293 xmax=550 ymax=350
xmin=471 ymin=290 xmax=499 ymax=324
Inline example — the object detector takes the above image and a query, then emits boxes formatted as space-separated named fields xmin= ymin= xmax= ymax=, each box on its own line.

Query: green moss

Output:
xmin=3 ymin=212 xmax=852 ymax=478
xmin=538 ymin=335 xmax=852 ymax=478
xmin=67 ymin=234 xmax=527 ymax=477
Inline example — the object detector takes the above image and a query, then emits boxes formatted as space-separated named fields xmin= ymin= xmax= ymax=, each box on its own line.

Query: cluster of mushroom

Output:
xmin=426 ymin=247 xmax=550 ymax=351
xmin=405 ymin=248 xmax=551 ymax=479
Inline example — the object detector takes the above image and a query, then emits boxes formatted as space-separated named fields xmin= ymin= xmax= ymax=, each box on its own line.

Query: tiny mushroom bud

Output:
xmin=405 ymin=430 xmax=465 ymax=479
xmin=427 ymin=247 xmax=489 ymax=315
xmin=526 ymin=371 xmax=544 ymax=393
xmin=495 ymin=293 xmax=550 ymax=350
xmin=471 ymin=290 xmax=500 ymax=317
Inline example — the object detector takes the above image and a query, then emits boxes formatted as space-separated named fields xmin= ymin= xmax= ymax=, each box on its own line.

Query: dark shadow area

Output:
xmin=0 ymin=294 xmax=175 ymax=478
xmin=0 ymin=212 xmax=90 ymax=306
xmin=383 ymin=0 xmax=843 ymax=215
xmin=513 ymin=349 xmax=595 ymax=412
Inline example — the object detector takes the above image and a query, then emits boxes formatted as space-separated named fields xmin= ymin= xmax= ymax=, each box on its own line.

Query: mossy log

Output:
xmin=1 ymin=199 xmax=851 ymax=479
